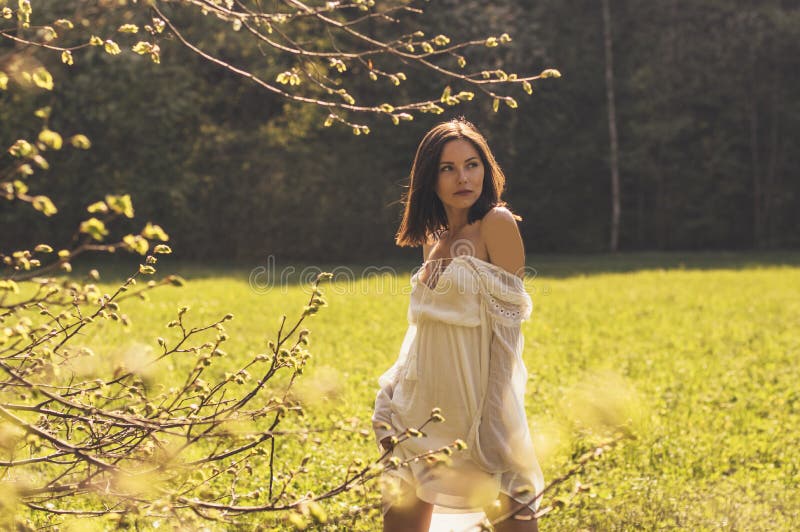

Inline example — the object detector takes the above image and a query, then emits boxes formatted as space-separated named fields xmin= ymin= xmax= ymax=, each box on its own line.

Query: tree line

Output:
xmin=2 ymin=0 xmax=798 ymax=263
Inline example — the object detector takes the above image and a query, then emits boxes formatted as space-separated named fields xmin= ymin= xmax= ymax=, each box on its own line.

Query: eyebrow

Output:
xmin=439 ymin=156 xmax=480 ymax=165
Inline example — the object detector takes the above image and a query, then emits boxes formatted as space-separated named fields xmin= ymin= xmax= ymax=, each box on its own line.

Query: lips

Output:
xmin=455 ymin=190 xmax=472 ymax=195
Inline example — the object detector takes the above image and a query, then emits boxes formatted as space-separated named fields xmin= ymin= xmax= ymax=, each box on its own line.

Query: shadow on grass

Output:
xmin=65 ymin=250 xmax=800 ymax=286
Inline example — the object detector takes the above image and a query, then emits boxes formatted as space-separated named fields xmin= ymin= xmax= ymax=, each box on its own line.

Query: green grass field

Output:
xmin=42 ymin=252 xmax=800 ymax=530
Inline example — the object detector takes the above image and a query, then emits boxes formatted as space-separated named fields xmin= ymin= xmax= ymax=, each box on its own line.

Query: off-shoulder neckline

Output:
xmin=416 ymin=255 xmax=526 ymax=283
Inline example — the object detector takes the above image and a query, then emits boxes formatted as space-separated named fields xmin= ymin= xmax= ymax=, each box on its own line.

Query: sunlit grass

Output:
xmin=44 ymin=252 xmax=800 ymax=530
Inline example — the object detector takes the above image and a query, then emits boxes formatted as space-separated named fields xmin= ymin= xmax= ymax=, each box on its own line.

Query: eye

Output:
xmin=468 ymin=161 xmax=480 ymax=168
xmin=439 ymin=165 xmax=453 ymax=172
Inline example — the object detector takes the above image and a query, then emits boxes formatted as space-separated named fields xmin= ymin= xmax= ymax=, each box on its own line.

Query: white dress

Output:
xmin=372 ymin=254 xmax=545 ymax=515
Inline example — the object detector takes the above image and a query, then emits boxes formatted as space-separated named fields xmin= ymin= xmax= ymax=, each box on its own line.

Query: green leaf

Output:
xmin=142 ymin=222 xmax=169 ymax=242
xmin=104 ymin=40 xmax=122 ymax=55
xmin=31 ymin=67 xmax=53 ymax=90
xmin=440 ymin=85 xmax=451 ymax=103
xmin=79 ymin=218 xmax=109 ymax=241
xmin=61 ymin=50 xmax=73 ymax=65
xmin=41 ymin=26 xmax=57 ymax=41
xmin=131 ymin=41 xmax=153 ymax=55
xmin=12 ymin=180 xmax=28 ymax=195
xmin=540 ymin=68 xmax=562 ymax=79
xmin=32 ymin=196 xmax=58 ymax=216
xmin=0 ymin=280 xmax=20 ymax=293
xmin=420 ymin=103 xmax=444 ymax=114
xmin=308 ymin=502 xmax=327 ymax=524
xmin=53 ymin=18 xmax=73 ymax=29
xmin=165 ymin=274 xmax=186 ymax=287
xmin=139 ymin=264 xmax=156 ymax=275
xmin=123 ymin=234 xmax=149 ymax=256
xmin=8 ymin=139 xmax=34 ymax=157
xmin=105 ymin=194 xmax=134 ymax=218
xmin=328 ymin=58 xmax=346 ymax=73
xmin=0 ymin=71 xmax=8 ymax=90
xmin=17 ymin=0 xmax=31 ymax=27
xmin=522 ymin=80 xmax=533 ymax=95
xmin=117 ymin=24 xmax=139 ymax=33
xmin=287 ymin=513 xmax=307 ymax=530
xmin=433 ymin=34 xmax=450 ymax=46
xmin=69 ymin=134 xmax=91 ymax=149
xmin=86 ymin=201 xmax=108 ymax=214
xmin=492 ymin=98 xmax=500 ymax=113
xmin=32 ymin=154 xmax=48 ymax=169
xmin=38 ymin=129 xmax=63 ymax=150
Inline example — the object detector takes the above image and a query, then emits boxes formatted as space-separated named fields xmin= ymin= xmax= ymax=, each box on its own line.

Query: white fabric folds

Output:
xmin=371 ymin=255 xmax=545 ymax=514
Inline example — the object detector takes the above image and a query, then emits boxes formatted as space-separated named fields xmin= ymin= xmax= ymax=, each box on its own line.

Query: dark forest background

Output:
xmin=2 ymin=0 xmax=798 ymax=263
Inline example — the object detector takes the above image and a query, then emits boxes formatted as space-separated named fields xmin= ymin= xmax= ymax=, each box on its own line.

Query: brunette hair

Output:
xmin=395 ymin=117 xmax=521 ymax=247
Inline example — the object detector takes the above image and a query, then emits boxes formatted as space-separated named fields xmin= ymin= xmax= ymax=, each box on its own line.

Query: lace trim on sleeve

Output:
xmin=486 ymin=293 xmax=530 ymax=326
xmin=466 ymin=258 xmax=533 ymax=326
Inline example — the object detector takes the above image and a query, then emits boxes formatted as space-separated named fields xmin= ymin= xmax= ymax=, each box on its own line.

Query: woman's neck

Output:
xmin=444 ymin=208 xmax=470 ymax=235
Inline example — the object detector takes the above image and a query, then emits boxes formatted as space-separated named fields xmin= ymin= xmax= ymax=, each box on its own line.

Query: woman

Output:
xmin=372 ymin=118 xmax=545 ymax=531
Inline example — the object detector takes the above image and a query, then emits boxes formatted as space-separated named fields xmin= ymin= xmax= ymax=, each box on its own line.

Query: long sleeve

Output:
xmin=371 ymin=323 xmax=418 ymax=446
xmin=372 ymin=387 xmax=395 ymax=445
xmin=473 ymin=319 xmax=540 ymax=473
xmin=467 ymin=260 xmax=541 ymax=475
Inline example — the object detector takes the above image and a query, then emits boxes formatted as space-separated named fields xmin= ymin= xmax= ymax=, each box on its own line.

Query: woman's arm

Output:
xmin=372 ymin=387 xmax=396 ymax=450
xmin=371 ymin=323 xmax=419 ymax=451
xmin=474 ymin=319 xmax=537 ymax=473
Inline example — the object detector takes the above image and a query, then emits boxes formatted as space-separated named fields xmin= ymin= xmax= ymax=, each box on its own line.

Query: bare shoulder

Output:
xmin=482 ymin=205 xmax=519 ymax=225
xmin=480 ymin=206 xmax=526 ymax=279
xmin=480 ymin=206 xmax=521 ymax=240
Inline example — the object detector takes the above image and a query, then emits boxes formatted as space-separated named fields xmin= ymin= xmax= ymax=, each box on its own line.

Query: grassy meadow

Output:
xmin=43 ymin=251 xmax=800 ymax=530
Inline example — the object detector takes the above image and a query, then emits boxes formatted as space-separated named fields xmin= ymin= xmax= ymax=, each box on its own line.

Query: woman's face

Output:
xmin=434 ymin=138 xmax=484 ymax=210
